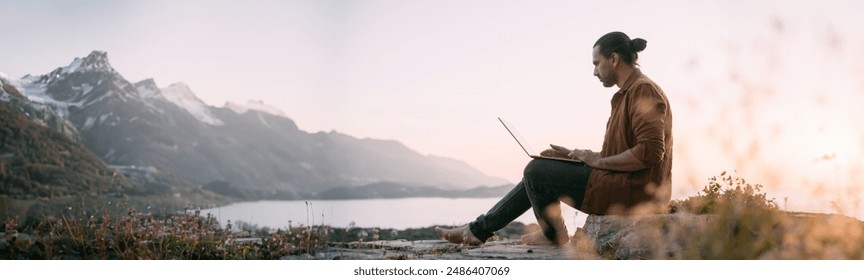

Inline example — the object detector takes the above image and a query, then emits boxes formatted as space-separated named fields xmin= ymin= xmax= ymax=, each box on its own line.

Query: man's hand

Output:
xmin=568 ymin=149 xmax=601 ymax=166
xmin=547 ymin=144 xmax=600 ymax=166
xmin=540 ymin=144 xmax=573 ymax=158
xmin=540 ymin=144 xmax=569 ymax=158
xmin=570 ymin=148 xmax=647 ymax=172
xmin=539 ymin=149 xmax=560 ymax=157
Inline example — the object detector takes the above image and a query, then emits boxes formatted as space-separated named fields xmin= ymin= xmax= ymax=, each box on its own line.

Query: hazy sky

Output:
xmin=2 ymin=0 xmax=864 ymax=217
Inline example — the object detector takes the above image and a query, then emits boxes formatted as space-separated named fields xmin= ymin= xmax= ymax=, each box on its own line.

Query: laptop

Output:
xmin=499 ymin=117 xmax=583 ymax=163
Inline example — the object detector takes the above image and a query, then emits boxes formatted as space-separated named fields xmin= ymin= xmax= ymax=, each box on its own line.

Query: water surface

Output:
xmin=201 ymin=197 xmax=586 ymax=233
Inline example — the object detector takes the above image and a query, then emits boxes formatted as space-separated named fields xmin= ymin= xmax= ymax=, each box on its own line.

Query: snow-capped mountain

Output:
xmin=0 ymin=83 xmax=139 ymax=198
xmin=1 ymin=71 xmax=82 ymax=142
xmin=161 ymin=83 xmax=223 ymax=126
xmin=134 ymin=78 xmax=162 ymax=100
xmin=2 ymin=51 xmax=510 ymax=196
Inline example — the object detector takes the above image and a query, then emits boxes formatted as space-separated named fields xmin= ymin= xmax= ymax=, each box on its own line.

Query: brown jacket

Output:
xmin=581 ymin=69 xmax=673 ymax=215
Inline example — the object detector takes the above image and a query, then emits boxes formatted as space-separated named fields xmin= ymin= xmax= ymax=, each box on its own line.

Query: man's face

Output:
xmin=592 ymin=46 xmax=617 ymax=88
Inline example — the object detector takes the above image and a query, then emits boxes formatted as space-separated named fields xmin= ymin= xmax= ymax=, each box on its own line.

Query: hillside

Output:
xmin=0 ymin=101 xmax=138 ymax=198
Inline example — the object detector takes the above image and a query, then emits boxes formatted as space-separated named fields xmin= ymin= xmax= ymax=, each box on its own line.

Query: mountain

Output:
xmin=2 ymin=51 xmax=510 ymax=196
xmin=161 ymin=82 xmax=224 ymax=126
xmin=0 ymin=74 xmax=81 ymax=142
xmin=0 ymin=95 xmax=139 ymax=198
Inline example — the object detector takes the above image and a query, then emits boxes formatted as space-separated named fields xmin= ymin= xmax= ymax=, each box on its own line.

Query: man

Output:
xmin=435 ymin=31 xmax=673 ymax=245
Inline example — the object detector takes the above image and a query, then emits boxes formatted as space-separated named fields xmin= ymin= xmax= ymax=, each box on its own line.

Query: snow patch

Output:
xmin=135 ymin=80 xmax=161 ymax=100
xmin=225 ymin=101 xmax=247 ymax=114
xmin=68 ymin=83 xmax=99 ymax=104
xmin=161 ymin=83 xmax=224 ymax=126
xmin=0 ymin=72 xmax=22 ymax=88
xmin=17 ymin=80 xmax=85 ymax=119
xmin=246 ymin=100 xmax=285 ymax=116
xmin=62 ymin=58 xmax=84 ymax=74
xmin=224 ymin=100 xmax=286 ymax=117
xmin=0 ymin=74 xmax=16 ymax=101
xmin=81 ymin=83 xmax=93 ymax=95
xmin=99 ymin=113 xmax=111 ymax=124
xmin=82 ymin=117 xmax=97 ymax=130
xmin=132 ymin=79 xmax=169 ymax=114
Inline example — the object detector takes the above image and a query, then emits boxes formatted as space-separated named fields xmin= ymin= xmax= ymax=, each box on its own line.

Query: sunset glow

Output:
xmin=2 ymin=0 xmax=863 ymax=219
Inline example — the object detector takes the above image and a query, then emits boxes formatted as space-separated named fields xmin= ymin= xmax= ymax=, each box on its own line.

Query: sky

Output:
xmin=2 ymin=0 xmax=864 ymax=218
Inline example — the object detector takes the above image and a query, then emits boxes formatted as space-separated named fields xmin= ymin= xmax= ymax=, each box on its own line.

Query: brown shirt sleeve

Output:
xmin=627 ymin=83 xmax=668 ymax=167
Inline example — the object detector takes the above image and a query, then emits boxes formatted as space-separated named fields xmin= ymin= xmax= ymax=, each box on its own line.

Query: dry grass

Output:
xmin=586 ymin=171 xmax=864 ymax=259
xmin=0 ymin=200 xmax=333 ymax=259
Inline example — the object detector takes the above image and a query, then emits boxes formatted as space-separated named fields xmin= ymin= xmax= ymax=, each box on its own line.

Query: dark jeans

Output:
xmin=468 ymin=158 xmax=592 ymax=242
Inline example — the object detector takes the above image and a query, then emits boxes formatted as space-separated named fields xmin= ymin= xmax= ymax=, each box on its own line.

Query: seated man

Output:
xmin=436 ymin=31 xmax=673 ymax=245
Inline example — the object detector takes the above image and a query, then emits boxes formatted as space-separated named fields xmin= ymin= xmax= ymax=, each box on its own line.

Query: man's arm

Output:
xmin=591 ymin=149 xmax=646 ymax=171
xmin=565 ymin=148 xmax=646 ymax=172
xmin=627 ymin=84 xmax=668 ymax=167
xmin=552 ymin=144 xmax=643 ymax=171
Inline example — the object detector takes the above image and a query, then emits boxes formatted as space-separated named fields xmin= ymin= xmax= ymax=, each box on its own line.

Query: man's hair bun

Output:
xmin=594 ymin=32 xmax=646 ymax=65
xmin=630 ymin=38 xmax=647 ymax=52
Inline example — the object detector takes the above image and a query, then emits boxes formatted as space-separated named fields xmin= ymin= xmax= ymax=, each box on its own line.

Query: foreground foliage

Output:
xmin=2 ymin=171 xmax=863 ymax=259
xmin=659 ymin=172 xmax=864 ymax=259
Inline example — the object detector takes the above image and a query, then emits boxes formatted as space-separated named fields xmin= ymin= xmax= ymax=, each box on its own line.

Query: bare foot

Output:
xmin=521 ymin=230 xmax=569 ymax=246
xmin=435 ymin=225 xmax=484 ymax=245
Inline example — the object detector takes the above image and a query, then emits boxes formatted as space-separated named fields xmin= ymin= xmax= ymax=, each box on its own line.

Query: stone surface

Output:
xmin=582 ymin=213 xmax=714 ymax=259
xmin=282 ymin=214 xmax=717 ymax=260
xmin=282 ymin=213 xmax=864 ymax=260
xmin=283 ymin=239 xmax=600 ymax=260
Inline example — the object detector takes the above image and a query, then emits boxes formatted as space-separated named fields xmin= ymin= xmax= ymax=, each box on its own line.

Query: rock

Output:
xmin=581 ymin=213 xmax=714 ymax=259
xmin=277 ymin=212 xmax=864 ymax=260
xmin=303 ymin=214 xmax=720 ymax=260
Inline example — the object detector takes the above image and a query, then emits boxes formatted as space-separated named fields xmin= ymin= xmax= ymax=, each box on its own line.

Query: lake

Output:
xmin=201 ymin=197 xmax=587 ymax=235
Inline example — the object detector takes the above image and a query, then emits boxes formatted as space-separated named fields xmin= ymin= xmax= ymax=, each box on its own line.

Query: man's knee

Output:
xmin=523 ymin=159 xmax=553 ymax=180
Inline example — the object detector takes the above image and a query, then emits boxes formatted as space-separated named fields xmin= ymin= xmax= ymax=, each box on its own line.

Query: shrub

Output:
xmin=659 ymin=171 xmax=864 ymax=259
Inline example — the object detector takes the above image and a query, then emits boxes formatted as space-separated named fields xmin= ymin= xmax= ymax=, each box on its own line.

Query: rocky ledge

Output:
xmin=282 ymin=239 xmax=599 ymax=260
xmin=302 ymin=212 xmax=863 ymax=260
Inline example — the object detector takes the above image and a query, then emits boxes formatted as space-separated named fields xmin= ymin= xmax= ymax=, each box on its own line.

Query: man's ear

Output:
xmin=611 ymin=52 xmax=620 ymax=68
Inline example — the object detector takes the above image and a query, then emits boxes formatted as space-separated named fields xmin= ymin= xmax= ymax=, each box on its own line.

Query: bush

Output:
xmin=669 ymin=171 xmax=778 ymax=214
xmin=656 ymin=171 xmax=864 ymax=259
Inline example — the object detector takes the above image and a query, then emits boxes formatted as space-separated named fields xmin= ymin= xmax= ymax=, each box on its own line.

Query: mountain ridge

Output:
xmin=2 ymin=51 xmax=510 ymax=197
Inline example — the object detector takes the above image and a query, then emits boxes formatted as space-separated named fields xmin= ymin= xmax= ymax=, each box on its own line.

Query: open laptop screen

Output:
xmin=498 ymin=117 xmax=583 ymax=163
xmin=498 ymin=117 xmax=537 ymax=156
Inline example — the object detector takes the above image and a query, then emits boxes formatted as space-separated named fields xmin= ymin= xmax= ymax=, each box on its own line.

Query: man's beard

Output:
xmin=601 ymin=71 xmax=617 ymax=88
